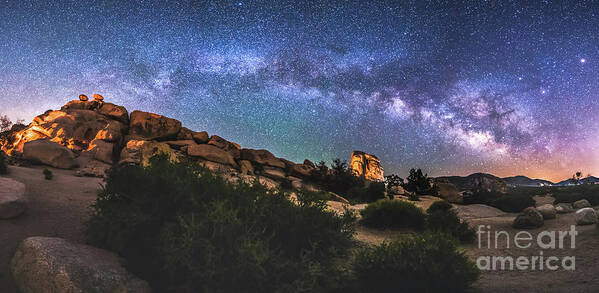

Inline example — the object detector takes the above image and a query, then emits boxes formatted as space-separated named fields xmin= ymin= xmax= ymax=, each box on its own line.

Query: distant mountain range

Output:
xmin=435 ymin=173 xmax=599 ymax=189
xmin=502 ymin=176 xmax=554 ymax=187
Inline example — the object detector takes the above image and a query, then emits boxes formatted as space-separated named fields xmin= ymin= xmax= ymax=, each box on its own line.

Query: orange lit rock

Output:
xmin=78 ymin=94 xmax=89 ymax=101
xmin=350 ymin=151 xmax=384 ymax=182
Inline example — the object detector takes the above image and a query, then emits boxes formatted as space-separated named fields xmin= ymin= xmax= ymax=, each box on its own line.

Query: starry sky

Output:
xmin=1 ymin=0 xmax=598 ymax=182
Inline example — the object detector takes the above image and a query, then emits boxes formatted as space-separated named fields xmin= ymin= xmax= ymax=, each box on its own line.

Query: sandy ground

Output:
xmin=1 ymin=166 xmax=598 ymax=292
xmin=0 ymin=165 xmax=102 ymax=293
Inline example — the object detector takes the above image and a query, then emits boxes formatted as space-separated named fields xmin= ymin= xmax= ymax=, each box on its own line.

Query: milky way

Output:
xmin=1 ymin=0 xmax=598 ymax=181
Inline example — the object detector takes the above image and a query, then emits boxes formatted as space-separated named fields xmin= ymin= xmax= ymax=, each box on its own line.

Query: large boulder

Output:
xmin=575 ymin=208 xmax=597 ymax=225
xmin=240 ymin=149 xmax=285 ymax=169
xmin=187 ymin=144 xmax=237 ymax=167
xmin=207 ymin=135 xmax=241 ymax=159
xmin=573 ymin=199 xmax=591 ymax=209
xmin=192 ymin=130 xmax=209 ymax=144
xmin=23 ymin=140 xmax=76 ymax=169
xmin=289 ymin=163 xmax=314 ymax=178
xmin=84 ymin=139 xmax=116 ymax=164
xmin=0 ymin=178 xmax=26 ymax=219
xmin=261 ymin=166 xmax=287 ymax=180
xmin=93 ymin=121 xmax=127 ymax=143
xmin=129 ymin=111 xmax=182 ymax=140
xmin=555 ymin=203 xmax=574 ymax=214
xmin=512 ymin=207 xmax=544 ymax=229
xmin=119 ymin=140 xmax=179 ymax=166
xmin=536 ymin=204 xmax=557 ymax=220
xmin=349 ymin=150 xmax=384 ymax=182
xmin=96 ymin=102 xmax=129 ymax=124
xmin=238 ymin=160 xmax=254 ymax=175
xmin=11 ymin=237 xmax=151 ymax=293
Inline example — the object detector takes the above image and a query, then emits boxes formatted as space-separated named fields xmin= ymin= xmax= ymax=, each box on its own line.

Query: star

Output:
xmin=580 ymin=58 xmax=586 ymax=63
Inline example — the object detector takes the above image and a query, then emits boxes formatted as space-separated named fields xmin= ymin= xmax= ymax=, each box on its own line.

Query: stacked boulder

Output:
xmin=512 ymin=207 xmax=544 ymax=229
xmin=1 ymin=97 xmax=318 ymax=189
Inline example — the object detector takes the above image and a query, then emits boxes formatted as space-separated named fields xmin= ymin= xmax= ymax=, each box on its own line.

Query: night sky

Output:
xmin=1 ymin=0 xmax=598 ymax=181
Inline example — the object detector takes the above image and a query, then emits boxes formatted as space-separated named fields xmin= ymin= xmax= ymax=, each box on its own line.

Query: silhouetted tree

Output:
xmin=403 ymin=169 xmax=437 ymax=198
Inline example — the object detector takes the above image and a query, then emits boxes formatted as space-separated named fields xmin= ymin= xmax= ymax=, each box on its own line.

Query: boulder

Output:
xmin=165 ymin=140 xmax=197 ymax=150
xmin=207 ymin=135 xmax=240 ymax=159
xmin=93 ymin=93 xmax=104 ymax=101
xmin=512 ymin=207 xmax=544 ymax=229
xmin=290 ymin=163 xmax=314 ymax=178
xmin=94 ymin=121 xmax=127 ymax=143
xmin=96 ymin=102 xmax=129 ymax=124
xmin=23 ymin=140 xmax=76 ymax=169
xmin=192 ymin=130 xmax=209 ymax=144
xmin=0 ymin=178 xmax=26 ymax=219
xmin=75 ymin=156 xmax=112 ymax=178
xmin=84 ymin=139 xmax=115 ymax=164
xmin=261 ymin=166 xmax=287 ymax=180
xmin=555 ymin=203 xmax=574 ymax=214
xmin=129 ymin=111 xmax=182 ymax=140
xmin=575 ymin=208 xmax=597 ymax=225
xmin=11 ymin=237 xmax=151 ymax=293
xmin=240 ymin=149 xmax=285 ymax=169
xmin=573 ymin=199 xmax=591 ymax=209
xmin=303 ymin=159 xmax=316 ymax=169
xmin=79 ymin=94 xmax=89 ymax=101
xmin=536 ymin=204 xmax=557 ymax=219
xmin=175 ymin=127 xmax=194 ymax=140
xmin=187 ymin=144 xmax=237 ymax=167
xmin=239 ymin=160 xmax=254 ymax=175
xmin=119 ymin=140 xmax=179 ymax=166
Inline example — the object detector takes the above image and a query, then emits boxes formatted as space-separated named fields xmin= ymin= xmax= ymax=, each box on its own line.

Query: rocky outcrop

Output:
xmin=23 ymin=140 xmax=76 ymax=169
xmin=1 ymin=96 xmax=323 ymax=190
xmin=349 ymin=151 xmax=384 ymax=182
xmin=11 ymin=237 xmax=151 ymax=293
xmin=512 ymin=207 xmax=544 ymax=229
xmin=436 ymin=173 xmax=507 ymax=193
xmin=0 ymin=178 xmax=26 ymax=219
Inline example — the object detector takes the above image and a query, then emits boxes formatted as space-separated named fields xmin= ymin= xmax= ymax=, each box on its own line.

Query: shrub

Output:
xmin=43 ymin=168 xmax=53 ymax=180
xmin=346 ymin=182 xmax=386 ymax=203
xmin=553 ymin=185 xmax=599 ymax=206
xmin=353 ymin=232 xmax=480 ymax=293
xmin=360 ymin=199 xmax=426 ymax=229
xmin=86 ymin=154 xmax=356 ymax=292
xmin=490 ymin=193 xmax=535 ymax=212
xmin=427 ymin=200 xmax=453 ymax=213
xmin=0 ymin=153 xmax=7 ymax=174
xmin=426 ymin=201 xmax=475 ymax=243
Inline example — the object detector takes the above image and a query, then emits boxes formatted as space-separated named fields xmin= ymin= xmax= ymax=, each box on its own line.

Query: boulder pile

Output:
xmin=0 ymin=96 xmax=320 ymax=189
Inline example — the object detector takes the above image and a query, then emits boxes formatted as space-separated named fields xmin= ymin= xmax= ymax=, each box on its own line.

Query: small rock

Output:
xmin=0 ymin=178 xmax=26 ymax=219
xmin=93 ymin=93 xmax=104 ymax=101
xmin=11 ymin=237 xmax=151 ymax=293
xmin=555 ymin=203 xmax=574 ymax=214
xmin=575 ymin=208 xmax=597 ymax=225
xmin=78 ymin=94 xmax=89 ymax=101
xmin=536 ymin=204 xmax=557 ymax=219
xmin=573 ymin=199 xmax=591 ymax=209
xmin=512 ymin=207 xmax=544 ymax=229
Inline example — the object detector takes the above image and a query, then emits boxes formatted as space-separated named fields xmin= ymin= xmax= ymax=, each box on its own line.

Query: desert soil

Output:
xmin=0 ymin=165 xmax=102 ymax=293
xmin=1 ymin=167 xmax=598 ymax=292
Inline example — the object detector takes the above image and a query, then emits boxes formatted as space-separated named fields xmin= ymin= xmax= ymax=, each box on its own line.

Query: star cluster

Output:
xmin=0 ymin=0 xmax=597 ymax=181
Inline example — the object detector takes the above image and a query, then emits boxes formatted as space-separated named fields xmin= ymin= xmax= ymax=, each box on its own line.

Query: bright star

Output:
xmin=580 ymin=58 xmax=586 ymax=63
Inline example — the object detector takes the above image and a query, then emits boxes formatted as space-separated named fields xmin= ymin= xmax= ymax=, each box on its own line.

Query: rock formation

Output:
xmin=349 ymin=151 xmax=384 ymax=182
xmin=0 ymin=177 xmax=26 ymax=219
xmin=11 ymin=237 xmax=151 ymax=293
xmin=0 ymin=96 xmax=324 ymax=193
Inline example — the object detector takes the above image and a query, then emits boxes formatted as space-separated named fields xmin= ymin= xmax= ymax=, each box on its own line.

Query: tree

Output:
xmin=403 ymin=168 xmax=436 ymax=197
xmin=385 ymin=174 xmax=404 ymax=199
xmin=0 ymin=115 xmax=12 ymax=132
xmin=572 ymin=171 xmax=583 ymax=185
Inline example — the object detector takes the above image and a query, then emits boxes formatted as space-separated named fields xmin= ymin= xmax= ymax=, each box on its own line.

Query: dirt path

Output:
xmin=0 ymin=166 xmax=102 ymax=293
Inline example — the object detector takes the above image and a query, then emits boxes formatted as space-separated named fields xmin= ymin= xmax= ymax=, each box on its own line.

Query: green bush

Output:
xmin=360 ymin=199 xmax=426 ymax=229
xmin=353 ymin=232 xmax=480 ymax=293
xmin=490 ymin=193 xmax=535 ymax=212
xmin=43 ymin=168 xmax=53 ymax=180
xmin=426 ymin=201 xmax=475 ymax=243
xmin=553 ymin=185 xmax=599 ymax=205
xmin=464 ymin=190 xmax=535 ymax=213
xmin=427 ymin=200 xmax=453 ymax=213
xmin=86 ymin=154 xmax=357 ymax=292
xmin=0 ymin=153 xmax=7 ymax=174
